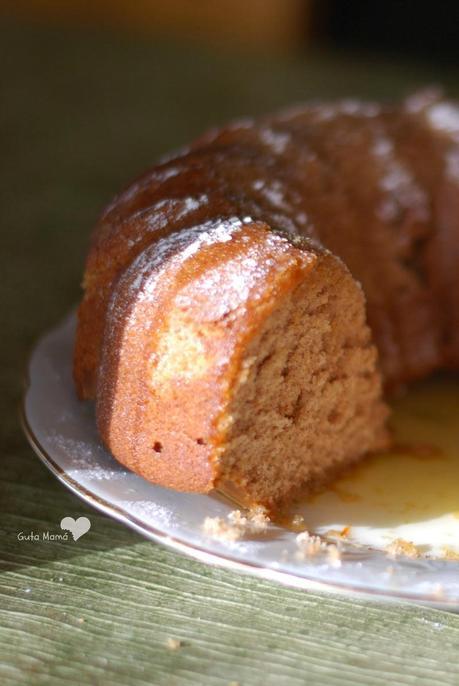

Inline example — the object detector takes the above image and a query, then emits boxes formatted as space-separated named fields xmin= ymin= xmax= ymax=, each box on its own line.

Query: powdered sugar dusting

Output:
xmin=154 ymin=166 xmax=182 ymax=182
xmin=126 ymin=195 xmax=210 ymax=248
xmin=373 ymin=134 xmax=429 ymax=222
xmin=339 ymin=99 xmax=380 ymax=118
xmin=103 ymin=217 xmax=252 ymax=342
xmin=258 ymin=127 xmax=291 ymax=154
xmin=426 ymin=102 xmax=459 ymax=135
xmin=177 ymin=217 xmax=238 ymax=262
xmin=252 ymin=179 xmax=289 ymax=211
xmin=404 ymin=88 xmax=443 ymax=114
xmin=46 ymin=433 xmax=128 ymax=481
xmin=176 ymin=194 xmax=208 ymax=218
xmin=310 ymin=99 xmax=380 ymax=123
xmin=122 ymin=499 xmax=176 ymax=527
xmin=172 ymin=223 xmax=305 ymax=319
xmin=174 ymin=253 xmax=261 ymax=318
xmin=423 ymin=101 xmax=459 ymax=184
xmin=404 ymin=90 xmax=459 ymax=188
xmin=226 ymin=117 xmax=255 ymax=131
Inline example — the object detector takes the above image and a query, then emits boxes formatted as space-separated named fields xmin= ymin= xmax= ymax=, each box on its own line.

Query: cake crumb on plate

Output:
xmin=202 ymin=506 xmax=270 ymax=542
xmin=385 ymin=538 xmax=419 ymax=559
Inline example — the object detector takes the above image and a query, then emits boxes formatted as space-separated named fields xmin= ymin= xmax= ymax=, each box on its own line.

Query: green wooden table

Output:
xmin=3 ymin=20 xmax=459 ymax=685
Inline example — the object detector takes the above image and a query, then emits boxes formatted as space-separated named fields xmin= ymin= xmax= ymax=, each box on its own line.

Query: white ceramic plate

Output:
xmin=22 ymin=313 xmax=459 ymax=608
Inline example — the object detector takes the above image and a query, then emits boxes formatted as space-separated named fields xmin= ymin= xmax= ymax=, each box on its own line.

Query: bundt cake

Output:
xmin=74 ymin=89 xmax=459 ymax=509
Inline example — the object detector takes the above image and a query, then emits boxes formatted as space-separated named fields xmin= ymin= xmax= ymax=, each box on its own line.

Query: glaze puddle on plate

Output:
xmin=294 ymin=377 xmax=459 ymax=558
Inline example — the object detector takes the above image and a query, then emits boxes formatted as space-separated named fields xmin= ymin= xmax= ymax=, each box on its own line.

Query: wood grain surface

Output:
xmin=2 ymin=20 xmax=459 ymax=685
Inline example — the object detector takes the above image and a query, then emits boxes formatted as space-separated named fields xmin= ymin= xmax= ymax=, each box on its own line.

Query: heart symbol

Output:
xmin=60 ymin=516 xmax=91 ymax=541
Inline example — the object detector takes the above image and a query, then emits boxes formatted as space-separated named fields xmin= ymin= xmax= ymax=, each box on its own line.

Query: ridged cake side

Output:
xmin=73 ymin=92 xmax=459 ymax=505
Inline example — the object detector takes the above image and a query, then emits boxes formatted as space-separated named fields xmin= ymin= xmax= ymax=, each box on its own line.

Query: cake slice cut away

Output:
xmin=96 ymin=219 xmax=388 ymax=509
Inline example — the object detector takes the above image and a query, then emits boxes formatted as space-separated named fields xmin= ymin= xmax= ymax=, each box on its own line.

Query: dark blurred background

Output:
xmin=316 ymin=1 xmax=459 ymax=64
xmin=3 ymin=0 xmax=459 ymax=61
xmin=3 ymin=0 xmax=459 ymax=398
